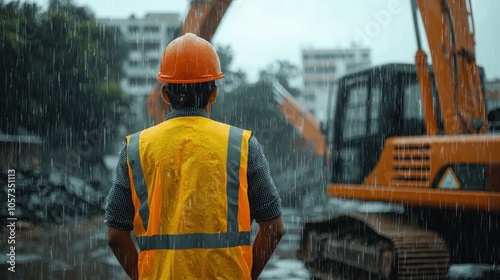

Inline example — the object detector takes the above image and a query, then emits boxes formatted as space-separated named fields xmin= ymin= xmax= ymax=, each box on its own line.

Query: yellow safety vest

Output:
xmin=126 ymin=116 xmax=253 ymax=279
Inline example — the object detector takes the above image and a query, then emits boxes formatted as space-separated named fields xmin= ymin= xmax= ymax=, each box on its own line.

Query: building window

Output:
xmin=130 ymin=42 xmax=140 ymax=51
xmin=129 ymin=60 xmax=139 ymax=67
xmin=148 ymin=59 xmax=158 ymax=68
xmin=304 ymin=66 xmax=336 ymax=73
xmin=303 ymin=52 xmax=355 ymax=61
xmin=128 ymin=25 xmax=139 ymax=33
xmin=346 ymin=63 xmax=361 ymax=71
xmin=129 ymin=77 xmax=155 ymax=87
xmin=143 ymin=42 xmax=159 ymax=52
xmin=166 ymin=27 xmax=178 ymax=37
xmin=129 ymin=42 xmax=159 ymax=52
xmin=144 ymin=25 xmax=159 ymax=32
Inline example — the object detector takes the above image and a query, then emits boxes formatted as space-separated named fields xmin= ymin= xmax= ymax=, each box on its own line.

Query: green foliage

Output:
xmin=215 ymin=44 xmax=248 ymax=89
xmin=259 ymin=60 xmax=302 ymax=97
xmin=0 ymin=0 xmax=129 ymax=150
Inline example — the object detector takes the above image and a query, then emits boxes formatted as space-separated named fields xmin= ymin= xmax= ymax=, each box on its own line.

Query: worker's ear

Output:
xmin=209 ymin=85 xmax=218 ymax=103
xmin=161 ymin=85 xmax=171 ymax=104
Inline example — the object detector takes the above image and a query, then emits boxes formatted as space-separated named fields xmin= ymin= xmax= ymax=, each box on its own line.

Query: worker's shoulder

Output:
xmin=126 ymin=119 xmax=255 ymax=140
xmin=210 ymin=119 xmax=252 ymax=133
xmin=125 ymin=126 xmax=155 ymax=138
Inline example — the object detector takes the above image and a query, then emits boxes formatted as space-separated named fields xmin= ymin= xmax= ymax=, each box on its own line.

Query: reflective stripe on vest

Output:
xmin=137 ymin=231 xmax=251 ymax=250
xmin=127 ymin=126 xmax=250 ymax=251
xmin=128 ymin=132 xmax=150 ymax=231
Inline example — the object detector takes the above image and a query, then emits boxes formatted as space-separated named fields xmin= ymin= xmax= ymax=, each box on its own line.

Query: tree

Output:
xmin=1 ymin=1 xmax=35 ymax=133
xmin=258 ymin=60 xmax=301 ymax=97
xmin=215 ymin=44 xmax=247 ymax=90
xmin=0 ymin=0 xmax=129 ymax=156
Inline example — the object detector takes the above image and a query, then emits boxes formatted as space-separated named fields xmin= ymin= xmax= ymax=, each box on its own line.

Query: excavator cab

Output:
xmin=327 ymin=63 xmax=491 ymax=186
xmin=329 ymin=64 xmax=433 ymax=185
xmin=300 ymin=63 xmax=500 ymax=279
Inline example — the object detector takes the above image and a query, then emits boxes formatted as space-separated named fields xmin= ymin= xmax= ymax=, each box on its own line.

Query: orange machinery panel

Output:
xmin=329 ymin=135 xmax=500 ymax=211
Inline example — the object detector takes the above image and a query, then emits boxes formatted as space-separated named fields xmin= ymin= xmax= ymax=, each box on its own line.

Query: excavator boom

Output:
xmin=180 ymin=0 xmax=232 ymax=42
xmin=414 ymin=0 xmax=488 ymax=135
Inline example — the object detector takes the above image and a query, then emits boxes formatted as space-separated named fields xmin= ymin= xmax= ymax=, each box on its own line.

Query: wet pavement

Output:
xmin=1 ymin=205 xmax=499 ymax=279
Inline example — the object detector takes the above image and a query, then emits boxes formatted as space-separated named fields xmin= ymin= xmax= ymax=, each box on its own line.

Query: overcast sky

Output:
xmin=31 ymin=0 xmax=500 ymax=81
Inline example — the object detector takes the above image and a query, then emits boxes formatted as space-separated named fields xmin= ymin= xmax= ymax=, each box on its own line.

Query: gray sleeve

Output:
xmin=104 ymin=144 xmax=135 ymax=231
xmin=247 ymin=136 xmax=283 ymax=223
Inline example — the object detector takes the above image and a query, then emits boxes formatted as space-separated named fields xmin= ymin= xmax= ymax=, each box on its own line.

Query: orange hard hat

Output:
xmin=157 ymin=33 xmax=224 ymax=84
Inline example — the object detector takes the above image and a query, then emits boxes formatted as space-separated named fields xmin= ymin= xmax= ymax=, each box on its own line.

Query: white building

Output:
xmin=99 ymin=13 xmax=182 ymax=127
xmin=300 ymin=48 xmax=371 ymax=125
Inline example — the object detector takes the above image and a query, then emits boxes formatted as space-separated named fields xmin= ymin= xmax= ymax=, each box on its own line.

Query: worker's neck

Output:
xmin=204 ymin=102 xmax=213 ymax=116
xmin=170 ymin=106 xmax=212 ymax=117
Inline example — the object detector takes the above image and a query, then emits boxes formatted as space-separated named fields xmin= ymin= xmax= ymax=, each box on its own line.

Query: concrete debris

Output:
xmin=0 ymin=168 xmax=107 ymax=225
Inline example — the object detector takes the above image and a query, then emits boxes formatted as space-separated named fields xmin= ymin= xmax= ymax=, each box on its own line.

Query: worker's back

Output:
xmin=127 ymin=116 xmax=253 ymax=279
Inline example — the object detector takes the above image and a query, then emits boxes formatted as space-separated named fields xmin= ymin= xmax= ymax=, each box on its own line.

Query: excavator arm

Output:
xmin=180 ymin=0 xmax=232 ymax=43
xmin=413 ymin=0 xmax=488 ymax=135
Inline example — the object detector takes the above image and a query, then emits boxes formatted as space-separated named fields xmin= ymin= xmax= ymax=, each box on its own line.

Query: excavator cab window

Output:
xmin=384 ymin=70 xmax=445 ymax=137
xmin=395 ymin=73 xmax=430 ymax=136
xmin=331 ymin=67 xmax=387 ymax=184
xmin=342 ymin=82 xmax=369 ymax=140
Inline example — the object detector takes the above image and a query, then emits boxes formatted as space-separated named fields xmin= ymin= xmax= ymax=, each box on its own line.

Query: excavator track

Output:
xmin=300 ymin=212 xmax=449 ymax=279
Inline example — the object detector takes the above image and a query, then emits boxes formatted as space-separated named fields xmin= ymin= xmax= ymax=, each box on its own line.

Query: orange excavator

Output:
xmin=147 ymin=1 xmax=499 ymax=278
xmin=299 ymin=0 xmax=500 ymax=278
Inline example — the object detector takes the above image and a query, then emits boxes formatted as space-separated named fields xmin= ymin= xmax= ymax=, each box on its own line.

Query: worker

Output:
xmin=105 ymin=33 xmax=285 ymax=280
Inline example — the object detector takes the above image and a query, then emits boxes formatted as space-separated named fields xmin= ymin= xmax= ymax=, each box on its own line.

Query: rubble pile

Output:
xmin=0 ymin=168 xmax=107 ymax=225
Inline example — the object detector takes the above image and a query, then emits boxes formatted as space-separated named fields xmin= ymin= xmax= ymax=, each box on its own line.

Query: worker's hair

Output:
xmin=166 ymin=81 xmax=215 ymax=109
